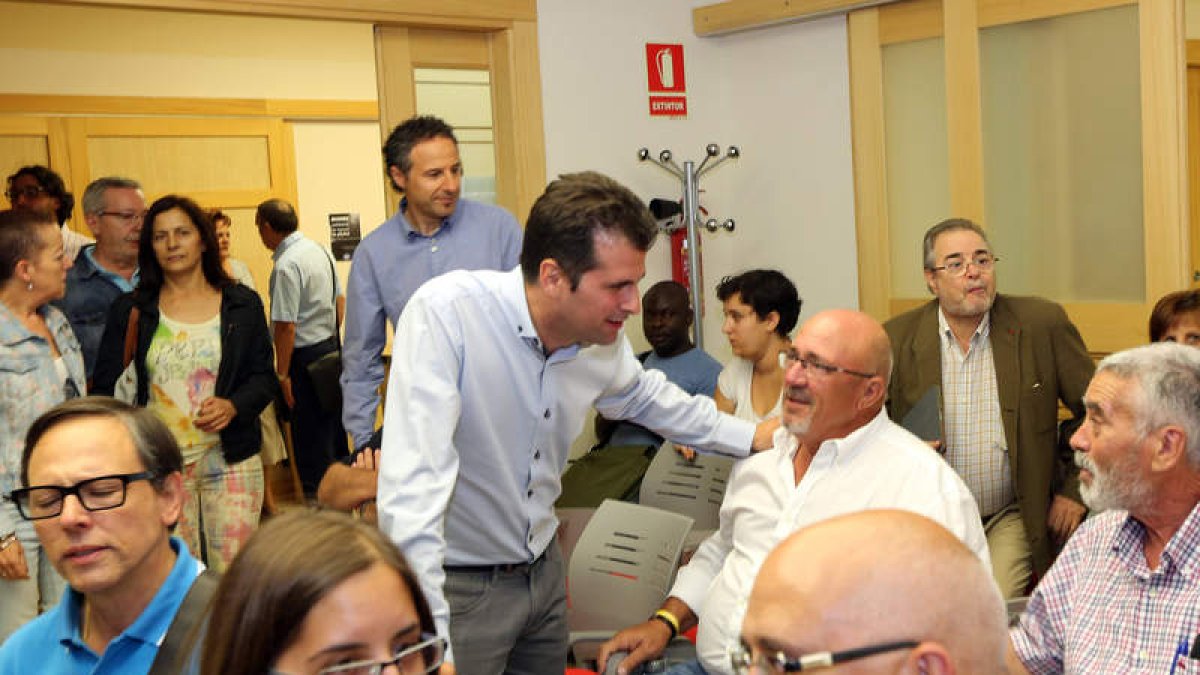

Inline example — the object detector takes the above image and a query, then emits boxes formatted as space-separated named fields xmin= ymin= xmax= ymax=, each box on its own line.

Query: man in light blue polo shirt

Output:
xmin=341 ymin=115 xmax=522 ymax=452
xmin=0 ymin=397 xmax=201 ymax=674
xmin=257 ymin=198 xmax=347 ymax=495
xmin=54 ymin=177 xmax=145 ymax=380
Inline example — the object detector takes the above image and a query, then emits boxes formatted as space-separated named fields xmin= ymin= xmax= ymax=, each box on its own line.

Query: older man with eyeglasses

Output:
xmin=53 ymin=177 xmax=146 ymax=381
xmin=0 ymin=397 xmax=206 ymax=675
xmin=598 ymin=309 xmax=989 ymax=675
xmin=885 ymin=218 xmax=1095 ymax=600
xmin=738 ymin=510 xmax=1007 ymax=675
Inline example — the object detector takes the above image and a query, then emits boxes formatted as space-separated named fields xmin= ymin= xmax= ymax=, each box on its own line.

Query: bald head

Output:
xmin=742 ymin=510 xmax=1006 ymax=675
xmin=803 ymin=309 xmax=893 ymax=386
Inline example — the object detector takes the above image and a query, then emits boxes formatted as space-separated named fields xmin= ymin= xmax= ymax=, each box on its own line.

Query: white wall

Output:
xmin=537 ymin=1 xmax=859 ymax=365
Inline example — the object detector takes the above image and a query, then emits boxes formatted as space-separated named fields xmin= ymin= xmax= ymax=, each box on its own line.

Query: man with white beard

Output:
xmin=1009 ymin=342 xmax=1200 ymax=675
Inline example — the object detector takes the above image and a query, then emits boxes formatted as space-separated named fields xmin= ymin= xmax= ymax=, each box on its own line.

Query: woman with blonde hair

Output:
xmin=202 ymin=510 xmax=447 ymax=675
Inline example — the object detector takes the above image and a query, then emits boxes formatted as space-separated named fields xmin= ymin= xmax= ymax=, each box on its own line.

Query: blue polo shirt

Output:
xmin=0 ymin=537 xmax=202 ymax=675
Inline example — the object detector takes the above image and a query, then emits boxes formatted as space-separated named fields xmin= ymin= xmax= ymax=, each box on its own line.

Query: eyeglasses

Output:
xmin=5 ymin=184 xmax=46 ymax=203
xmin=308 ymin=635 xmax=447 ymax=675
xmin=7 ymin=471 xmax=158 ymax=520
xmin=929 ymin=252 xmax=998 ymax=277
xmin=780 ymin=349 xmax=875 ymax=380
xmin=729 ymin=639 xmax=919 ymax=673
xmin=98 ymin=211 xmax=146 ymax=224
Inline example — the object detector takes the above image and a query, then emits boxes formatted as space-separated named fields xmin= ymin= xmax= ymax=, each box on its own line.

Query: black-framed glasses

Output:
xmin=7 ymin=471 xmax=158 ymax=521
xmin=780 ymin=348 xmax=875 ymax=379
xmin=98 ymin=210 xmax=146 ymax=224
xmin=5 ymin=184 xmax=46 ymax=203
xmin=929 ymin=252 xmax=998 ymax=277
xmin=280 ymin=635 xmax=448 ymax=675
xmin=729 ymin=639 xmax=919 ymax=673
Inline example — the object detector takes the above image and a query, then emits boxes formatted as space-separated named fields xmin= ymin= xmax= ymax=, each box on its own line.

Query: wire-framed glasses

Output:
xmin=729 ymin=639 xmax=919 ymax=673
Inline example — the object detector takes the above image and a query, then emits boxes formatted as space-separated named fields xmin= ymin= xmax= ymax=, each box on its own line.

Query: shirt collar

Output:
xmin=497 ymin=266 xmax=580 ymax=360
xmin=81 ymin=245 xmax=139 ymax=290
xmin=58 ymin=537 xmax=199 ymax=651
xmin=273 ymin=231 xmax=304 ymax=262
xmin=937 ymin=305 xmax=991 ymax=340
xmin=1112 ymin=500 xmax=1200 ymax=581
xmin=398 ymin=197 xmax=457 ymax=240
xmin=771 ymin=408 xmax=891 ymax=466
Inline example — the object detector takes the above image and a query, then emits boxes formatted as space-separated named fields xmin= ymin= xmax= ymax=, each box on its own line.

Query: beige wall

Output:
xmin=0 ymin=1 xmax=377 ymax=99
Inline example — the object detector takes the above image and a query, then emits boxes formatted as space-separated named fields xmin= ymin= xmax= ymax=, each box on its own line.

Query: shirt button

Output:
xmin=431 ymin=245 xmax=439 ymax=253
xmin=527 ymin=489 xmax=533 ymax=498
xmin=535 ymin=450 xmax=541 ymax=459
xmin=544 ymin=409 xmax=551 ymax=419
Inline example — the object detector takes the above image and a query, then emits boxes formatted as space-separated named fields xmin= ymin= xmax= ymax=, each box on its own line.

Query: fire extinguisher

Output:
xmin=670 ymin=227 xmax=703 ymax=306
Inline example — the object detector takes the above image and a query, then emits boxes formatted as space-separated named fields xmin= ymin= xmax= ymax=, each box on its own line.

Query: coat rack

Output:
xmin=638 ymin=143 xmax=740 ymax=350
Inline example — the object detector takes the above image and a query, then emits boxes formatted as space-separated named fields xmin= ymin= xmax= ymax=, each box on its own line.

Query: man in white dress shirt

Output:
xmin=599 ymin=309 xmax=990 ymax=675
xmin=377 ymin=172 xmax=777 ymax=675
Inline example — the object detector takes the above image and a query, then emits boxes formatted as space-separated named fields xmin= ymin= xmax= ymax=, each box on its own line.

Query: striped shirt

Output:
xmin=939 ymin=308 xmax=1013 ymax=517
xmin=1011 ymin=504 xmax=1200 ymax=674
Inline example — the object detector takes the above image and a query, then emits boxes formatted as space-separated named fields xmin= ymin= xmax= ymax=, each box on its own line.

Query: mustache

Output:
xmin=785 ymin=385 xmax=812 ymax=405
xmin=1074 ymin=451 xmax=1096 ymax=473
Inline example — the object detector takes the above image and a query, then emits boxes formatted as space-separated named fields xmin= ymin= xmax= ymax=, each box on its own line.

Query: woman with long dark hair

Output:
xmin=92 ymin=194 xmax=277 ymax=572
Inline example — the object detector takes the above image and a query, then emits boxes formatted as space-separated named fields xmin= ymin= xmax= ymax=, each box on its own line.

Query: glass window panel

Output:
xmin=414 ymin=67 xmax=496 ymax=204
xmin=980 ymin=5 xmax=1142 ymax=302
xmin=883 ymin=37 xmax=950 ymax=296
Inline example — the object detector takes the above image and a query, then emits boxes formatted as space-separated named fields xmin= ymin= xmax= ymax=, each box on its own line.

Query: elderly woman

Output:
xmin=92 ymin=195 xmax=277 ymax=572
xmin=1149 ymin=289 xmax=1200 ymax=345
xmin=0 ymin=208 xmax=83 ymax=643
xmin=202 ymin=510 xmax=447 ymax=675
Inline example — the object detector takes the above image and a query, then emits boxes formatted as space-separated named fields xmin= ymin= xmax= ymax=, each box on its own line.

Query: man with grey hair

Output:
xmin=0 ymin=397 xmax=205 ymax=674
xmin=738 ymin=510 xmax=1007 ymax=675
xmin=54 ymin=177 xmax=145 ymax=379
xmin=885 ymin=217 xmax=1095 ymax=599
xmin=1008 ymin=342 xmax=1200 ymax=674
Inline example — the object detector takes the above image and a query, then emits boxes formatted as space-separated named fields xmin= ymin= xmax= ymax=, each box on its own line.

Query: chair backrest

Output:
xmin=638 ymin=444 xmax=734 ymax=531
xmin=567 ymin=499 xmax=693 ymax=632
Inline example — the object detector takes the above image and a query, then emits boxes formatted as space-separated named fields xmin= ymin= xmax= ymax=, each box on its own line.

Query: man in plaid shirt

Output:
xmin=1008 ymin=342 xmax=1200 ymax=674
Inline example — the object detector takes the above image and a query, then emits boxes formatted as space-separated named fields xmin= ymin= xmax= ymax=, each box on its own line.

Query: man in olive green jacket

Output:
xmin=885 ymin=218 xmax=1094 ymax=599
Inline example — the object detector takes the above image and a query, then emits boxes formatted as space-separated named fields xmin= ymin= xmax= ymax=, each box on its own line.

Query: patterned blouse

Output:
xmin=0 ymin=302 xmax=85 ymax=535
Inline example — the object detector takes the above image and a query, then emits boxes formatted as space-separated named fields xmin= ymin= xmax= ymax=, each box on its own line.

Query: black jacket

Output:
xmin=93 ymin=284 xmax=279 ymax=464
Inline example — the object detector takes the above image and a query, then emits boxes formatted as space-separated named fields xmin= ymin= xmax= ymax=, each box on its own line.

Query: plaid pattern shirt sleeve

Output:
xmin=1011 ymin=506 xmax=1200 ymax=674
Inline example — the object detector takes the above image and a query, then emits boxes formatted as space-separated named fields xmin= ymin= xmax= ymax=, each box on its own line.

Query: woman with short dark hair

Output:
xmin=0 ymin=208 xmax=83 ymax=642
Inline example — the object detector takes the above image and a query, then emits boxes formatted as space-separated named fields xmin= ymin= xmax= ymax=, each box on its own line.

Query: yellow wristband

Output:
xmin=654 ymin=609 xmax=681 ymax=635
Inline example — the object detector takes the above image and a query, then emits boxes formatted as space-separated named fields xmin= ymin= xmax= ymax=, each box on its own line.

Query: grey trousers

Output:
xmin=444 ymin=538 xmax=569 ymax=674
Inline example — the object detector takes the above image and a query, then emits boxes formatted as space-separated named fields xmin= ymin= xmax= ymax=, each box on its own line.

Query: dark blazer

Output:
xmin=884 ymin=294 xmax=1095 ymax=575
xmin=92 ymin=284 xmax=279 ymax=465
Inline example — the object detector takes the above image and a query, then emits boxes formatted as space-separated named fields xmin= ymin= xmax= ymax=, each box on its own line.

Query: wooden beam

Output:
xmin=0 ymin=94 xmax=378 ymax=121
xmin=1139 ymin=0 xmax=1190 ymax=299
xmin=848 ymin=8 xmax=892 ymax=321
xmin=693 ymin=0 xmax=898 ymax=37
xmin=943 ymin=0 xmax=985 ymax=223
xmin=33 ymin=0 xmax=535 ymax=29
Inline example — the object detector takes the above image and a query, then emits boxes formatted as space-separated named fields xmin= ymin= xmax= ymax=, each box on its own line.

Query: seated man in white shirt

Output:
xmin=598 ymin=309 xmax=990 ymax=675
xmin=737 ymin=510 xmax=1007 ymax=675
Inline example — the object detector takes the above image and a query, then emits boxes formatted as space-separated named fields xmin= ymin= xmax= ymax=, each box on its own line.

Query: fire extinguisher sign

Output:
xmin=646 ymin=43 xmax=687 ymax=118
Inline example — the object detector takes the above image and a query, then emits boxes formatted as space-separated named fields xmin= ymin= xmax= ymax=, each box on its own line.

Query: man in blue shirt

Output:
xmin=595 ymin=280 xmax=722 ymax=449
xmin=257 ymin=198 xmax=347 ymax=496
xmin=54 ymin=177 xmax=145 ymax=380
xmin=378 ymin=171 xmax=777 ymax=674
xmin=0 ymin=397 xmax=202 ymax=674
xmin=341 ymin=115 xmax=523 ymax=452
